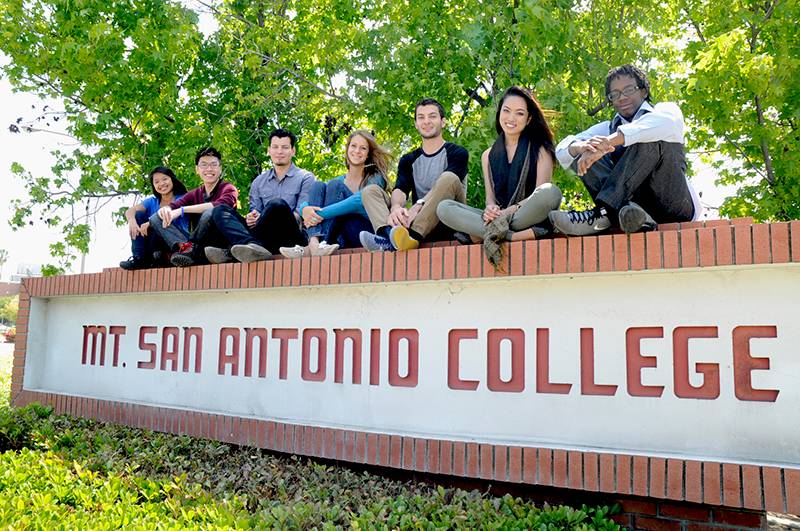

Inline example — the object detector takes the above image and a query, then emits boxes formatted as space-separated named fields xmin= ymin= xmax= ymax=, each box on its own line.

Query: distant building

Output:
xmin=9 ymin=263 xmax=42 ymax=283
xmin=0 ymin=282 xmax=19 ymax=296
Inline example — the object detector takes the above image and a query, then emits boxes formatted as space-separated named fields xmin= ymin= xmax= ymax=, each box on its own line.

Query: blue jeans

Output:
xmin=307 ymin=180 xmax=373 ymax=249
xmin=148 ymin=209 xmax=215 ymax=251
xmin=131 ymin=210 xmax=165 ymax=260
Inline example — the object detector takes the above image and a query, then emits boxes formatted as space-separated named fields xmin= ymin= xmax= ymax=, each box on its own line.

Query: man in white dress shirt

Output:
xmin=549 ymin=64 xmax=701 ymax=235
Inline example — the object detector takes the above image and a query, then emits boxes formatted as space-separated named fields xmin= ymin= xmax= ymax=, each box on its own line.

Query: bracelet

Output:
xmin=180 ymin=207 xmax=184 ymax=217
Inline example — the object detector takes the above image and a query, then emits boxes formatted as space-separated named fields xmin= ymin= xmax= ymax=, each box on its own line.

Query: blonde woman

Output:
xmin=281 ymin=130 xmax=392 ymax=257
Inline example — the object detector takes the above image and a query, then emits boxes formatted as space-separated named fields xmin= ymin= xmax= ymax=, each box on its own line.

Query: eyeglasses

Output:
xmin=607 ymin=85 xmax=641 ymax=101
xmin=197 ymin=161 xmax=221 ymax=169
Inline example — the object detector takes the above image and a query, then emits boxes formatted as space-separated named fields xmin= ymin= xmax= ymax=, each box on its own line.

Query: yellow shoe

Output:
xmin=389 ymin=226 xmax=419 ymax=251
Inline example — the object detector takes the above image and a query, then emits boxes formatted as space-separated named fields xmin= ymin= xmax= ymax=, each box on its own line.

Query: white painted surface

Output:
xmin=22 ymin=266 xmax=800 ymax=466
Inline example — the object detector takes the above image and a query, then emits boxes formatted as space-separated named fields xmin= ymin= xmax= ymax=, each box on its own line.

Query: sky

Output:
xmin=0 ymin=5 xmax=738 ymax=282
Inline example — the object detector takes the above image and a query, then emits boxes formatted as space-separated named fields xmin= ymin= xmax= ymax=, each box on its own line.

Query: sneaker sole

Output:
xmin=310 ymin=244 xmax=339 ymax=257
xmin=390 ymin=227 xmax=419 ymax=251
xmin=619 ymin=209 xmax=645 ymax=233
xmin=170 ymin=255 xmax=194 ymax=267
xmin=231 ymin=245 xmax=272 ymax=263
xmin=205 ymin=248 xmax=235 ymax=264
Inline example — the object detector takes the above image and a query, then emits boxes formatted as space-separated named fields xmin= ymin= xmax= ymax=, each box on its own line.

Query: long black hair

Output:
xmin=494 ymin=86 xmax=555 ymax=159
xmin=149 ymin=166 xmax=188 ymax=200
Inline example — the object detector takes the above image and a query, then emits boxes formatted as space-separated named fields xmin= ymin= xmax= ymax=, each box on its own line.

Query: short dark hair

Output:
xmin=414 ymin=98 xmax=446 ymax=119
xmin=605 ymin=64 xmax=652 ymax=101
xmin=195 ymin=147 xmax=222 ymax=165
xmin=148 ymin=166 xmax=188 ymax=200
xmin=269 ymin=128 xmax=297 ymax=148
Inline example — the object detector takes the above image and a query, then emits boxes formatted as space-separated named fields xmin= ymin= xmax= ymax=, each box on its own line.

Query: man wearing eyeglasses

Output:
xmin=549 ymin=64 xmax=701 ymax=235
xmin=203 ymin=129 xmax=315 ymax=263
xmin=149 ymin=146 xmax=239 ymax=267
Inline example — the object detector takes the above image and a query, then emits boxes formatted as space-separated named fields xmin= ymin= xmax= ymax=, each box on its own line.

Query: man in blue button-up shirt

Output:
xmin=205 ymin=129 xmax=316 ymax=264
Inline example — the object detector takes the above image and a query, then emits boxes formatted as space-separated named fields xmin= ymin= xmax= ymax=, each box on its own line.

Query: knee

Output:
xmin=211 ymin=204 xmax=234 ymax=222
xmin=438 ymin=171 xmax=462 ymax=189
xmin=436 ymin=199 xmax=458 ymax=221
xmin=534 ymin=183 xmax=563 ymax=210
xmin=362 ymin=184 xmax=384 ymax=201
xmin=264 ymin=198 xmax=290 ymax=212
xmin=148 ymin=212 xmax=161 ymax=227
xmin=135 ymin=210 xmax=150 ymax=224
xmin=310 ymin=181 xmax=327 ymax=197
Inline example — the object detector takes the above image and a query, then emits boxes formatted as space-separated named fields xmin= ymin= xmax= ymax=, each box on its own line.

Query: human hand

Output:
xmin=128 ymin=221 xmax=139 ymax=239
xmin=138 ymin=221 xmax=150 ymax=237
xmin=388 ymin=206 xmax=409 ymax=227
xmin=245 ymin=210 xmax=259 ymax=228
xmin=585 ymin=135 xmax=615 ymax=154
xmin=302 ymin=206 xmax=323 ymax=227
xmin=483 ymin=204 xmax=501 ymax=224
xmin=157 ymin=206 xmax=173 ymax=228
xmin=577 ymin=149 xmax=607 ymax=176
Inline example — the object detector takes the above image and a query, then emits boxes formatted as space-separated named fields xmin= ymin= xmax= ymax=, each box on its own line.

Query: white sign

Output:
xmin=23 ymin=266 xmax=800 ymax=466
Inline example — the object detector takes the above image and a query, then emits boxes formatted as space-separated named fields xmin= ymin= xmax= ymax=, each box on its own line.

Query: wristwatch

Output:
xmin=416 ymin=198 xmax=426 ymax=206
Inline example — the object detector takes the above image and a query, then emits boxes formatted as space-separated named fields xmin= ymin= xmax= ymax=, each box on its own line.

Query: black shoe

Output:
xmin=453 ymin=231 xmax=473 ymax=245
xmin=619 ymin=202 xmax=657 ymax=233
xmin=170 ymin=242 xmax=196 ymax=267
xmin=119 ymin=256 xmax=150 ymax=270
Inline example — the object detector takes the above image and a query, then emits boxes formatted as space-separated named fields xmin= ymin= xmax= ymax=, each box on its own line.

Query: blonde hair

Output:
xmin=346 ymin=129 xmax=392 ymax=190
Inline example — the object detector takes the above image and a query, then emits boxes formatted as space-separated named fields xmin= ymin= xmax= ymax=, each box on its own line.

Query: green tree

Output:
xmin=679 ymin=0 xmax=800 ymax=220
xmin=0 ymin=296 xmax=17 ymax=326
xmin=1 ymin=0 xmax=797 ymax=271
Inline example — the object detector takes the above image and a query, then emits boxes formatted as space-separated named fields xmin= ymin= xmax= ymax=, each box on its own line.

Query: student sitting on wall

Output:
xmin=119 ymin=166 xmax=188 ymax=270
xmin=548 ymin=64 xmax=702 ymax=235
xmin=359 ymin=98 xmax=469 ymax=252
xmin=280 ymin=129 xmax=393 ymax=258
xmin=203 ymin=129 xmax=315 ymax=264
xmin=148 ymin=147 xmax=239 ymax=267
xmin=437 ymin=86 xmax=562 ymax=265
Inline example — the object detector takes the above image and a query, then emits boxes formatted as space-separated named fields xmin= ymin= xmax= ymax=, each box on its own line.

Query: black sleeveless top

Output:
xmin=488 ymin=135 xmax=539 ymax=208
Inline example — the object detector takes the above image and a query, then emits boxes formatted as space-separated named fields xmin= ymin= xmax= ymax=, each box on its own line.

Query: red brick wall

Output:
xmin=11 ymin=217 xmax=800 ymax=529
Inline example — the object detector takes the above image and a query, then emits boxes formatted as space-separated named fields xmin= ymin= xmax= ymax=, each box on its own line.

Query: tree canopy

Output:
xmin=1 ymin=0 xmax=797 ymax=272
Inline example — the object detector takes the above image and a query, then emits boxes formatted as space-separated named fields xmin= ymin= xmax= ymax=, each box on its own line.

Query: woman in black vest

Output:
xmin=437 ymin=86 xmax=562 ymax=260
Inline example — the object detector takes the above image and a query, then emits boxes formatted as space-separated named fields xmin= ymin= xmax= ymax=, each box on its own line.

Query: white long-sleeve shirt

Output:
xmin=555 ymin=101 xmax=702 ymax=220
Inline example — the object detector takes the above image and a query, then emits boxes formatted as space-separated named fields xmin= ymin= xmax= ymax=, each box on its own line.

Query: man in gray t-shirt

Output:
xmin=360 ymin=98 xmax=469 ymax=252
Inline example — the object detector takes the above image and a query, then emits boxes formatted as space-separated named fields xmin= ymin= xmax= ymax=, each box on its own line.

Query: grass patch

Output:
xmin=0 ymin=361 xmax=620 ymax=528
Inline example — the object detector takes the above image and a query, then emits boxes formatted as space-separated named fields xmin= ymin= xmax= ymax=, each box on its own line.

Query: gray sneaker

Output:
xmin=359 ymin=231 xmax=395 ymax=252
xmin=549 ymin=207 xmax=611 ymax=236
xmin=205 ymin=246 xmax=235 ymax=264
xmin=230 ymin=243 xmax=272 ymax=263
xmin=619 ymin=202 xmax=657 ymax=233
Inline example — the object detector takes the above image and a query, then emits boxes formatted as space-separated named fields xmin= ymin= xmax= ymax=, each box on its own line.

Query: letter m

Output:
xmin=82 ymin=325 xmax=107 ymax=365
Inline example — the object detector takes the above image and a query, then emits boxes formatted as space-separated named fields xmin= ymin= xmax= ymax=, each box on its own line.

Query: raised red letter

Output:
xmin=160 ymin=327 xmax=180 ymax=371
xmin=536 ymin=328 xmax=571 ymax=394
xmin=448 ymin=329 xmax=479 ymax=390
xmin=673 ymin=326 xmax=719 ymax=399
xmin=488 ymin=329 xmax=525 ymax=392
xmin=389 ymin=329 xmax=418 ymax=387
xmin=302 ymin=329 xmax=327 ymax=382
xmin=218 ymin=327 xmax=240 ymax=376
xmin=137 ymin=326 xmax=157 ymax=369
xmin=580 ymin=328 xmax=618 ymax=396
xmin=273 ymin=328 xmax=298 ymax=380
xmin=244 ymin=328 xmax=268 ymax=378
xmin=334 ymin=329 xmax=362 ymax=384
xmin=626 ymin=327 xmax=664 ymax=397
xmin=182 ymin=327 xmax=203 ymax=373
xmin=733 ymin=325 xmax=779 ymax=402
xmin=109 ymin=326 xmax=126 ymax=367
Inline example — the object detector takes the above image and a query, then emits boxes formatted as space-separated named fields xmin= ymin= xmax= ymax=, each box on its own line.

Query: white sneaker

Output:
xmin=310 ymin=241 xmax=339 ymax=257
xmin=279 ymin=245 xmax=308 ymax=259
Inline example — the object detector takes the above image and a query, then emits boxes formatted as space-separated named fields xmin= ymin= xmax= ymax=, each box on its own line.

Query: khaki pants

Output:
xmin=362 ymin=171 xmax=466 ymax=238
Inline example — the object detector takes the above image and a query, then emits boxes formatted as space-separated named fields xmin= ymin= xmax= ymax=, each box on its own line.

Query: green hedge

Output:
xmin=0 ymin=399 xmax=620 ymax=528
